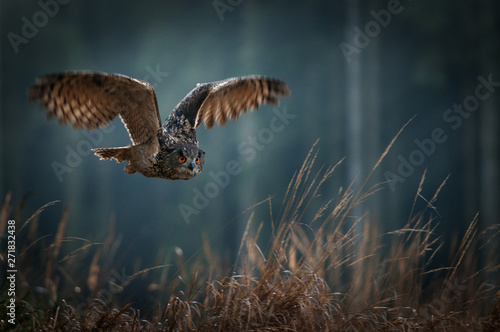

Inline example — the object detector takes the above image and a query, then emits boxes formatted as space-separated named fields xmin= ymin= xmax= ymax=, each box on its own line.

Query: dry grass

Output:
xmin=1 ymin=138 xmax=500 ymax=331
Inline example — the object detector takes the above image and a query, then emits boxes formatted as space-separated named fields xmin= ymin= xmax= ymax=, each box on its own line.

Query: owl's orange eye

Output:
xmin=178 ymin=156 xmax=186 ymax=163
xmin=195 ymin=157 xmax=200 ymax=164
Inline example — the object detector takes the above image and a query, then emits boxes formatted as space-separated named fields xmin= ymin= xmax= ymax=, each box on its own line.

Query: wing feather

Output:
xmin=194 ymin=76 xmax=290 ymax=129
xmin=28 ymin=72 xmax=162 ymax=146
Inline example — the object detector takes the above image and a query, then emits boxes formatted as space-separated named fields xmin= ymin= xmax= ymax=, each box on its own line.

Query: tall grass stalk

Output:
xmin=1 ymin=132 xmax=499 ymax=330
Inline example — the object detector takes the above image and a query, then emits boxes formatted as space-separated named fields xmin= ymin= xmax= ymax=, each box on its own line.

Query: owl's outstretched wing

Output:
xmin=28 ymin=72 xmax=161 ymax=146
xmin=188 ymin=76 xmax=290 ymax=129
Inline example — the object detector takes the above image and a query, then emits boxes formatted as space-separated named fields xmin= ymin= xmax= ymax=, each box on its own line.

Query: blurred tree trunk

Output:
xmin=344 ymin=0 xmax=363 ymax=234
xmin=479 ymin=0 xmax=500 ymax=230
xmin=462 ymin=94 xmax=480 ymax=227
xmin=233 ymin=1 xmax=259 ymax=260
xmin=364 ymin=2 xmax=381 ymax=225
xmin=460 ymin=1 xmax=500 ymax=231
xmin=479 ymin=80 xmax=500 ymax=228
xmin=461 ymin=3 xmax=481 ymax=231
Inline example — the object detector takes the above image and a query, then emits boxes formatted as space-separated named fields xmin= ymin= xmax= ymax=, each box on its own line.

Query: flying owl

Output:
xmin=28 ymin=72 xmax=290 ymax=180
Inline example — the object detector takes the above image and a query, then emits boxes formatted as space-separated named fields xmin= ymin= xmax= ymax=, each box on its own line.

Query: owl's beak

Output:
xmin=188 ymin=161 xmax=195 ymax=170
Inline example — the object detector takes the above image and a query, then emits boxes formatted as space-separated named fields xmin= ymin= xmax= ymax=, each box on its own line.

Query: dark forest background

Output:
xmin=1 ymin=0 xmax=499 ymax=297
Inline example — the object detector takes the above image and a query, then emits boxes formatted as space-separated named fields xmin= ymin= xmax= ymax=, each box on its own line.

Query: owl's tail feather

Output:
xmin=93 ymin=147 xmax=131 ymax=163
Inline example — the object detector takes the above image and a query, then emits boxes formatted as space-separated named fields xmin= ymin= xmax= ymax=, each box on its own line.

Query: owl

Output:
xmin=28 ymin=72 xmax=290 ymax=180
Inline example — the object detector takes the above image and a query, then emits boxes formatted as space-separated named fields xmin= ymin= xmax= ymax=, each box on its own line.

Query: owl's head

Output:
xmin=159 ymin=143 xmax=205 ymax=180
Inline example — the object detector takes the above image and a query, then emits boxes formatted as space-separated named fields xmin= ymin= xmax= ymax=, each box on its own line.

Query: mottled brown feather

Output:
xmin=195 ymin=76 xmax=290 ymax=129
xmin=28 ymin=72 xmax=162 ymax=146
xmin=28 ymin=72 xmax=290 ymax=180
